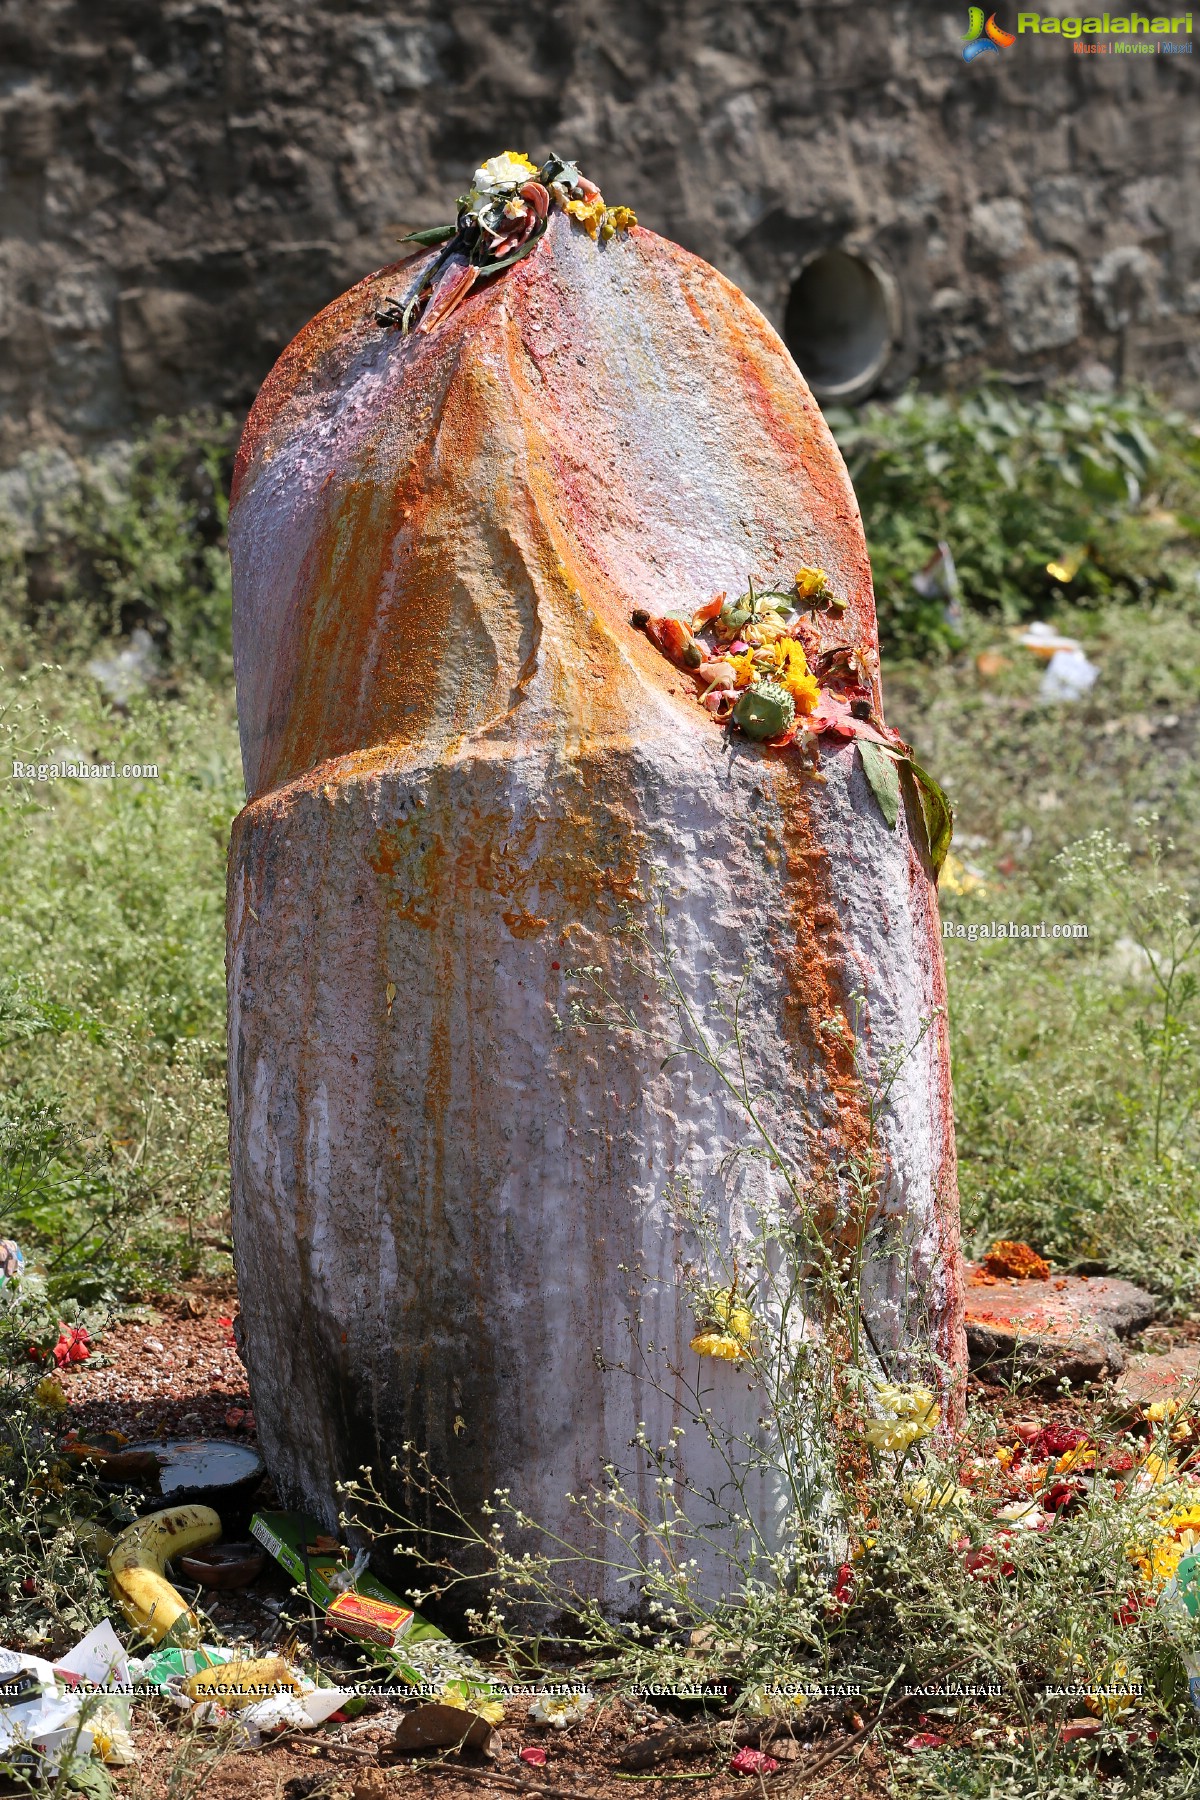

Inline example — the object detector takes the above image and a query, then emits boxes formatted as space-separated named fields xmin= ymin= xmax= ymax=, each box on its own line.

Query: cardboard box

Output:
xmin=326 ymin=1590 xmax=415 ymax=1649
xmin=250 ymin=1510 xmax=413 ymax=1628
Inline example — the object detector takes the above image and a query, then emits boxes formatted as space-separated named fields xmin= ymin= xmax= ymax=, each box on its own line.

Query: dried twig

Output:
xmin=427 ymin=1769 xmax=603 ymax=1800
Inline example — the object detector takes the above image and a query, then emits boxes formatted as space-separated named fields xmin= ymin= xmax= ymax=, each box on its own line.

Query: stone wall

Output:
xmin=1 ymin=0 xmax=1197 ymax=463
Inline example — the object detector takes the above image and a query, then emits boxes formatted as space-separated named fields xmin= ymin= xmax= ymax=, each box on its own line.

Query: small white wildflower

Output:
xmin=528 ymin=1688 xmax=594 ymax=1729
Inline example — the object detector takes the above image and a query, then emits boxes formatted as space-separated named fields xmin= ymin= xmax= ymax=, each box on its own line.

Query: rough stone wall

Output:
xmin=1 ymin=0 xmax=1197 ymax=464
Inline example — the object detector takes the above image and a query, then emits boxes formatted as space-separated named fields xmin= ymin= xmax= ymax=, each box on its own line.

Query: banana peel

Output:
xmin=183 ymin=1655 xmax=305 ymax=1707
xmin=107 ymin=1504 xmax=222 ymax=1645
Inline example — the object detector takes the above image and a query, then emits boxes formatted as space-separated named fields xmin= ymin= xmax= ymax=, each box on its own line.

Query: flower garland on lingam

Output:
xmin=633 ymin=569 xmax=953 ymax=876
xmin=377 ymin=150 xmax=636 ymax=336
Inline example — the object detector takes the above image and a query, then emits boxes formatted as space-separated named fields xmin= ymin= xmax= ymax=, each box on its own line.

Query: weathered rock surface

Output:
xmin=965 ymin=1267 xmax=1156 ymax=1386
xmin=1115 ymin=1343 xmax=1200 ymax=1412
xmin=227 ymin=210 xmax=963 ymax=1606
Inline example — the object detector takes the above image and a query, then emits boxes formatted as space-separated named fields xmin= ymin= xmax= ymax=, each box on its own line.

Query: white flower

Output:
xmin=473 ymin=152 xmax=538 ymax=195
xmin=528 ymin=1687 xmax=594 ymax=1729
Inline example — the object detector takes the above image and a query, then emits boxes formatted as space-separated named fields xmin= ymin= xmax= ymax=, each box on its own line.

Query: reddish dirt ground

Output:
xmin=42 ymin=1276 xmax=1172 ymax=1800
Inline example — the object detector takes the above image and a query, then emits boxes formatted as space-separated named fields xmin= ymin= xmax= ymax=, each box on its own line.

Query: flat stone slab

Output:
xmin=965 ymin=1267 xmax=1157 ymax=1386
xmin=1114 ymin=1344 xmax=1200 ymax=1411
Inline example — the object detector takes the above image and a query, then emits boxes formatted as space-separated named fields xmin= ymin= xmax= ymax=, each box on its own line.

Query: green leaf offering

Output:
xmin=858 ymin=739 xmax=901 ymax=830
xmin=857 ymin=743 xmax=954 ymax=877
xmin=400 ymin=225 xmax=458 ymax=246
xmin=905 ymin=757 xmax=954 ymax=877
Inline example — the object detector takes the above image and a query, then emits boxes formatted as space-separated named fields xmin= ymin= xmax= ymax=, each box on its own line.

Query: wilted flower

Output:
xmin=690 ymin=1287 xmax=754 ymax=1361
xmin=529 ymin=1688 xmax=593 ymax=1728
xmin=794 ymin=566 xmax=832 ymax=602
xmin=864 ymin=1382 xmax=939 ymax=1452
xmin=903 ymin=1476 xmax=970 ymax=1512
xmin=565 ymin=195 xmax=607 ymax=238
xmin=33 ymin=1376 xmax=67 ymax=1413
xmin=439 ymin=1687 xmax=505 ymax=1724
xmin=90 ymin=1707 xmax=138 ymax=1765
xmin=765 ymin=640 xmax=821 ymax=714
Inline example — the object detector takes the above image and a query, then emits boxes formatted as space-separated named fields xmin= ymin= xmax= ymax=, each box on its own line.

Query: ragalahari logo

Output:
xmin=963 ymin=6 xmax=1018 ymax=55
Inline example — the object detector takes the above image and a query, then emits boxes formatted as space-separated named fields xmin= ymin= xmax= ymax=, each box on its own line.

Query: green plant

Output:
xmin=0 ymin=414 xmax=237 ymax=678
xmin=829 ymin=387 xmax=1200 ymax=661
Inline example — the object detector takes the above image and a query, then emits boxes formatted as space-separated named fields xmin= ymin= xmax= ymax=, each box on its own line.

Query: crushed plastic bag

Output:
xmin=1040 ymin=647 xmax=1098 ymax=702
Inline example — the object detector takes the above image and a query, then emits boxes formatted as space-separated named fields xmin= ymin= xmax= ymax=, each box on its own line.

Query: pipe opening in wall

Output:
xmin=784 ymin=250 xmax=898 ymax=404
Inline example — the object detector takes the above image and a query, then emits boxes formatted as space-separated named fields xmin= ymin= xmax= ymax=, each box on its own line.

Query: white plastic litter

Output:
xmin=1017 ymin=621 xmax=1083 ymax=657
xmin=0 ymin=1647 xmax=95 ymax=1773
xmin=55 ymin=1619 xmax=131 ymax=1691
xmin=1040 ymin=646 xmax=1099 ymax=702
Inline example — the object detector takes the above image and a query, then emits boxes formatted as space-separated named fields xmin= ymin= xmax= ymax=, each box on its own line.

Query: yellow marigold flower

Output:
xmin=1166 ymin=1503 xmax=1200 ymax=1536
xmin=690 ymin=1288 xmax=754 ymax=1360
xmin=794 ymin=566 xmax=831 ymax=602
xmin=1138 ymin=1451 xmax=1174 ymax=1486
xmin=724 ymin=649 xmax=758 ymax=688
xmin=1147 ymin=1399 xmax=1179 ymax=1423
xmin=606 ymin=205 xmax=637 ymax=232
xmin=994 ymin=1445 xmax=1016 ymax=1469
xmin=689 ymin=1330 xmax=743 ymax=1360
xmin=438 ymin=1687 xmax=506 ymax=1724
xmin=1128 ymin=1537 xmax=1185 ymax=1587
xmin=765 ymin=640 xmax=821 ymax=714
xmin=1055 ymin=1443 xmax=1091 ymax=1474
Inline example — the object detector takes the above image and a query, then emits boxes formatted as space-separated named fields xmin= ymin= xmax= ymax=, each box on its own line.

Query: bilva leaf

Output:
xmin=858 ymin=739 xmax=901 ymax=830
xmin=401 ymin=225 xmax=458 ymax=246
xmin=905 ymin=758 xmax=954 ymax=877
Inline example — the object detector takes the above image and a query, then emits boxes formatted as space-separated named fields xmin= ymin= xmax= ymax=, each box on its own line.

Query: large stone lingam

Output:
xmin=227 ymin=154 xmax=965 ymax=1607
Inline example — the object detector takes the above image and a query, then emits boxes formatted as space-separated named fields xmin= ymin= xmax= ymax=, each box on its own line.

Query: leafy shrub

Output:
xmin=0 ymin=413 xmax=237 ymax=678
xmin=829 ymin=387 xmax=1200 ymax=661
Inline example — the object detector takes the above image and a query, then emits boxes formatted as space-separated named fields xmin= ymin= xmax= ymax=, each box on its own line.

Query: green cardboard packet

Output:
xmin=250 ymin=1510 xmax=503 ymax=1707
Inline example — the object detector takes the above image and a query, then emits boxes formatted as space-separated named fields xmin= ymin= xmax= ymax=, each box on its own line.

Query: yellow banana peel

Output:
xmin=183 ymin=1655 xmax=305 ymax=1706
xmin=107 ymin=1504 xmax=222 ymax=1644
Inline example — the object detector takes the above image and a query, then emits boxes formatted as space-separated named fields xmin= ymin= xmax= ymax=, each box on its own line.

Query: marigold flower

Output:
xmin=604 ymin=205 xmax=637 ymax=233
xmin=690 ymin=1288 xmax=754 ymax=1360
xmin=724 ymin=649 xmax=758 ymax=689
xmin=765 ymin=640 xmax=821 ymax=713
xmin=1147 ymin=1399 xmax=1179 ymax=1423
xmin=794 ymin=566 xmax=832 ymax=602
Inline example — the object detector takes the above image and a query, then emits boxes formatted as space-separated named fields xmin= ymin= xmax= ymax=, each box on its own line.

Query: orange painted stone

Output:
xmin=965 ymin=1265 xmax=1155 ymax=1385
xmin=227 ymin=209 xmax=964 ymax=1605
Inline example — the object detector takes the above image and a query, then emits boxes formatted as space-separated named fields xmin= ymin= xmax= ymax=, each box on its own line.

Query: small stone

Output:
xmin=1114 ymin=1344 xmax=1200 ymax=1412
xmin=965 ymin=1267 xmax=1156 ymax=1387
